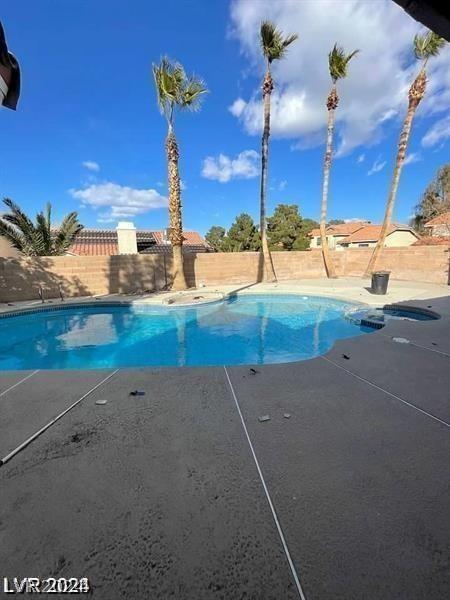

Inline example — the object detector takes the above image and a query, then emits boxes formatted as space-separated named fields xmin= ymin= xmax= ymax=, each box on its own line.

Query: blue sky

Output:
xmin=1 ymin=0 xmax=449 ymax=235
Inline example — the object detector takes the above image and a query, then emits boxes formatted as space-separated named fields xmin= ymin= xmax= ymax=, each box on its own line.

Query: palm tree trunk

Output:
xmin=166 ymin=126 xmax=188 ymax=291
xmin=320 ymin=89 xmax=338 ymax=279
xmin=364 ymin=104 xmax=417 ymax=276
xmin=365 ymin=69 xmax=426 ymax=276
xmin=259 ymin=69 xmax=277 ymax=283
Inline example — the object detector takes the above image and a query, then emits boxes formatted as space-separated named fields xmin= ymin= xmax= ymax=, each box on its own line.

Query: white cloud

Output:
xmin=201 ymin=150 xmax=259 ymax=183
xmin=421 ymin=115 xmax=450 ymax=148
xmin=229 ymin=0 xmax=450 ymax=156
xmin=367 ymin=156 xmax=386 ymax=176
xmin=82 ymin=161 xmax=100 ymax=172
xmin=70 ymin=182 xmax=167 ymax=221
xmin=404 ymin=152 xmax=422 ymax=165
xmin=357 ymin=154 xmax=365 ymax=163
xmin=180 ymin=180 xmax=187 ymax=191
xmin=279 ymin=179 xmax=287 ymax=191
xmin=229 ymin=98 xmax=247 ymax=118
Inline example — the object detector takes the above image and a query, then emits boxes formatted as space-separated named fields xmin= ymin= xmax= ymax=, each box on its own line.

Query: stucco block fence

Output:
xmin=0 ymin=247 xmax=448 ymax=303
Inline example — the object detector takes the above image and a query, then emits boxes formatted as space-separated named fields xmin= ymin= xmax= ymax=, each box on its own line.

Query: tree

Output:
xmin=267 ymin=204 xmax=304 ymax=251
xmin=295 ymin=217 xmax=320 ymax=250
xmin=320 ymin=44 xmax=358 ymax=279
xmin=327 ymin=219 xmax=345 ymax=226
xmin=0 ymin=198 xmax=83 ymax=256
xmin=365 ymin=31 xmax=446 ymax=275
xmin=226 ymin=213 xmax=260 ymax=252
xmin=153 ymin=57 xmax=207 ymax=290
xmin=259 ymin=21 xmax=298 ymax=281
xmin=205 ymin=226 xmax=226 ymax=252
xmin=411 ymin=164 xmax=450 ymax=232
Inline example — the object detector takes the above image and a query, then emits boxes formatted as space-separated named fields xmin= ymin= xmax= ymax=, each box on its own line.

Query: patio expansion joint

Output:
xmin=0 ymin=369 xmax=120 ymax=467
xmin=320 ymin=356 xmax=450 ymax=429
xmin=379 ymin=331 xmax=450 ymax=358
xmin=0 ymin=370 xmax=40 ymax=398
xmin=223 ymin=366 xmax=307 ymax=600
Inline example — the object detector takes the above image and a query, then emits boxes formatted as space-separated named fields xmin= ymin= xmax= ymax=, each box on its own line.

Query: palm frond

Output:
xmin=282 ymin=34 xmax=299 ymax=50
xmin=31 ymin=230 xmax=48 ymax=256
xmin=0 ymin=218 xmax=28 ymax=252
xmin=153 ymin=56 xmax=208 ymax=119
xmin=36 ymin=202 xmax=53 ymax=253
xmin=414 ymin=31 xmax=446 ymax=60
xmin=260 ymin=20 xmax=298 ymax=63
xmin=329 ymin=44 xmax=359 ymax=82
xmin=0 ymin=198 xmax=84 ymax=256
xmin=180 ymin=75 xmax=208 ymax=111
xmin=153 ymin=57 xmax=186 ymax=121
xmin=54 ymin=212 xmax=83 ymax=253
xmin=2 ymin=197 xmax=37 ymax=244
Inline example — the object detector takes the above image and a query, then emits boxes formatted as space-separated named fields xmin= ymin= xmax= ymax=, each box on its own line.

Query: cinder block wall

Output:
xmin=0 ymin=254 xmax=174 ymax=302
xmin=0 ymin=247 xmax=448 ymax=302
xmin=190 ymin=247 xmax=449 ymax=286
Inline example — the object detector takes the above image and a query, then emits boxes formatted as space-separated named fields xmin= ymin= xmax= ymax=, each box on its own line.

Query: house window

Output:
xmin=358 ymin=243 xmax=369 ymax=247
xmin=316 ymin=237 xmax=322 ymax=246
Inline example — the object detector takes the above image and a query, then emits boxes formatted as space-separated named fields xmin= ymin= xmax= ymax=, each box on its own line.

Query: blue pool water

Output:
xmin=0 ymin=294 xmax=373 ymax=370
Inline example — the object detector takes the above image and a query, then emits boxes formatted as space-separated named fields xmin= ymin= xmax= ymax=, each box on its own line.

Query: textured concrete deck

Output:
xmin=0 ymin=295 xmax=449 ymax=599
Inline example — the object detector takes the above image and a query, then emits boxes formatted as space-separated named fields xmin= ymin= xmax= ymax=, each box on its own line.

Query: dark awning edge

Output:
xmin=393 ymin=0 xmax=450 ymax=41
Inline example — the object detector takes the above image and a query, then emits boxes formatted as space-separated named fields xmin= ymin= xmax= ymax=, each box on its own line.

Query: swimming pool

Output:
xmin=0 ymin=294 xmax=373 ymax=370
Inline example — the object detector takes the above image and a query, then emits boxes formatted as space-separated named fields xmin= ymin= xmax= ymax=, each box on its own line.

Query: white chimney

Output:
xmin=161 ymin=228 xmax=172 ymax=244
xmin=116 ymin=221 xmax=137 ymax=254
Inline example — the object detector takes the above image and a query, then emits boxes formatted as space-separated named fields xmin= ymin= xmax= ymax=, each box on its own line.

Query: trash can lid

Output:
xmin=372 ymin=270 xmax=391 ymax=275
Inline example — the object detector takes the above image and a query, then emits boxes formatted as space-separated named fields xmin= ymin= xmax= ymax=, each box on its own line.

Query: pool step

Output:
xmin=344 ymin=309 xmax=386 ymax=330
xmin=360 ymin=318 xmax=385 ymax=330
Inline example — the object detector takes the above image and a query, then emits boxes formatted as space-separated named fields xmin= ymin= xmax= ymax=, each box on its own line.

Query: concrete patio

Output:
xmin=0 ymin=290 xmax=449 ymax=599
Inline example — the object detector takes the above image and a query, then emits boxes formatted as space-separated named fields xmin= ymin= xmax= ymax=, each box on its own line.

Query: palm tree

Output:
xmin=259 ymin=21 xmax=298 ymax=282
xmin=365 ymin=31 xmax=446 ymax=276
xmin=320 ymin=44 xmax=358 ymax=278
xmin=152 ymin=57 xmax=207 ymax=291
xmin=0 ymin=198 xmax=83 ymax=256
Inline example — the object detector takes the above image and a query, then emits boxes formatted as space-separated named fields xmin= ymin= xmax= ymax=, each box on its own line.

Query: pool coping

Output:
xmin=0 ymin=289 xmax=369 ymax=318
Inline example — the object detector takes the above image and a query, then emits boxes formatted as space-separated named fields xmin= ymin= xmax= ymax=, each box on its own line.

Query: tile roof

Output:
xmin=309 ymin=222 xmax=369 ymax=238
xmin=342 ymin=224 xmax=418 ymax=244
xmin=69 ymin=229 xmax=210 ymax=256
xmin=151 ymin=230 xmax=206 ymax=246
xmin=139 ymin=244 xmax=208 ymax=254
xmin=413 ymin=236 xmax=450 ymax=246
xmin=70 ymin=241 xmax=119 ymax=256
xmin=424 ymin=211 xmax=450 ymax=227
xmin=326 ymin=221 xmax=369 ymax=235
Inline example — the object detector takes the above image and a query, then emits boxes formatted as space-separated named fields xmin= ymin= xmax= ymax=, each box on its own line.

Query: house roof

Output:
xmin=70 ymin=229 xmax=210 ymax=256
xmin=342 ymin=224 xmax=418 ymax=244
xmin=413 ymin=236 xmax=450 ymax=246
xmin=424 ymin=211 xmax=450 ymax=227
xmin=309 ymin=221 xmax=369 ymax=238
xmin=326 ymin=221 xmax=369 ymax=235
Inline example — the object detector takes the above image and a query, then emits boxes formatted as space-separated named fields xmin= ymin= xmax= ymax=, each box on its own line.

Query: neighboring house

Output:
xmin=339 ymin=224 xmax=419 ymax=248
xmin=69 ymin=223 xmax=211 ymax=256
xmin=309 ymin=221 xmax=369 ymax=249
xmin=413 ymin=236 xmax=450 ymax=246
xmin=423 ymin=211 xmax=450 ymax=237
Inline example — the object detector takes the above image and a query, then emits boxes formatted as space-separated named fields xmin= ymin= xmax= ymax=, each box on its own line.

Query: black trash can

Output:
xmin=371 ymin=271 xmax=390 ymax=295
